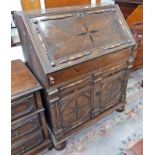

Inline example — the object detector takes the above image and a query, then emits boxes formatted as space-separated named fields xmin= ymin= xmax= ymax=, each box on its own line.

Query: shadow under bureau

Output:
xmin=14 ymin=4 xmax=136 ymax=149
xmin=11 ymin=60 xmax=53 ymax=154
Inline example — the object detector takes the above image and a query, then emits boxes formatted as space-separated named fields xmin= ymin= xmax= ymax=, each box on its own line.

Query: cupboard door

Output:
xmin=93 ymin=70 xmax=125 ymax=115
xmin=48 ymin=76 xmax=92 ymax=138
xmin=59 ymin=86 xmax=92 ymax=132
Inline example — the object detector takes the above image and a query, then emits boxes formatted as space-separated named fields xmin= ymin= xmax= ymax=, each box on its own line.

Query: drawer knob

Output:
xmin=49 ymin=77 xmax=55 ymax=85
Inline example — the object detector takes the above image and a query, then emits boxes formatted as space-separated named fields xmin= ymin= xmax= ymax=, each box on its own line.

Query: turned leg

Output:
xmin=116 ymin=105 xmax=125 ymax=112
xmin=54 ymin=141 xmax=66 ymax=151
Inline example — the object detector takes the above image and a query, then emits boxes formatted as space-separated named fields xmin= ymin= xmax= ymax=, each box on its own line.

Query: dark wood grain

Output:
xmin=14 ymin=4 xmax=136 ymax=148
xmin=11 ymin=60 xmax=41 ymax=99
xmin=11 ymin=60 xmax=53 ymax=154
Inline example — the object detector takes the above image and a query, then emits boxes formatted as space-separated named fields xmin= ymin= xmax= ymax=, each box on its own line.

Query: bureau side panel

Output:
xmin=14 ymin=13 xmax=49 ymax=89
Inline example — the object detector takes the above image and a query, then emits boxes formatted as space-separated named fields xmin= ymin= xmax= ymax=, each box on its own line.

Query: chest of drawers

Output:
xmin=11 ymin=60 xmax=53 ymax=154
xmin=14 ymin=4 xmax=136 ymax=149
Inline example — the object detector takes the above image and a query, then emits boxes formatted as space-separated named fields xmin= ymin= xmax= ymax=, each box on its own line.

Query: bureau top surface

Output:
xmin=11 ymin=60 xmax=41 ymax=99
xmin=16 ymin=4 xmax=135 ymax=74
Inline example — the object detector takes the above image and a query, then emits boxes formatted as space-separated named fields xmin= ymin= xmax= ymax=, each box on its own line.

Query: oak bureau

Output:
xmin=11 ymin=60 xmax=52 ymax=154
xmin=14 ymin=4 xmax=136 ymax=149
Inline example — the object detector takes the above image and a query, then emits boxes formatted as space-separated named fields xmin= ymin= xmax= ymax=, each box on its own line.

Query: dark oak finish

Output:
xmin=14 ymin=4 xmax=136 ymax=148
xmin=11 ymin=60 xmax=53 ymax=154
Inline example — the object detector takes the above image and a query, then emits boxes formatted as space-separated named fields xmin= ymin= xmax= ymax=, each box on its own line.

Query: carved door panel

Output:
xmin=48 ymin=76 xmax=92 ymax=136
xmin=93 ymin=70 xmax=125 ymax=115
xmin=59 ymin=87 xmax=92 ymax=132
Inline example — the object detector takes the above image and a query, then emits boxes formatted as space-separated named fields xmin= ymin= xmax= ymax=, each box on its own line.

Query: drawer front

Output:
xmin=12 ymin=130 xmax=44 ymax=155
xmin=12 ymin=95 xmax=36 ymax=120
xmin=48 ymin=48 xmax=132 ymax=86
xmin=54 ymin=76 xmax=91 ymax=98
xmin=12 ymin=114 xmax=40 ymax=142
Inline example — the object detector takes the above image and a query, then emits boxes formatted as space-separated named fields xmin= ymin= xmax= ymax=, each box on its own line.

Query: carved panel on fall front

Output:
xmin=31 ymin=7 xmax=131 ymax=67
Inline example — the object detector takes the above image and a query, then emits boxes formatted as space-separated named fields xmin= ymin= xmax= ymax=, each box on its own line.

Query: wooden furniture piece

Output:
xmin=127 ymin=5 xmax=143 ymax=70
xmin=125 ymin=139 xmax=143 ymax=155
xmin=21 ymin=0 xmax=41 ymax=11
xmin=45 ymin=0 xmax=91 ymax=8
xmin=11 ymin=60 xmax=53 ymax=155
xmin=114 ymin=0 xmax=143 ymax=19
xmin=126 ymin=5 xmax=143 ymax=27
xmin=14 ymin=4 xmax=136 ymax=149
xmin=131 ymin=21 xmax=143 ymax=69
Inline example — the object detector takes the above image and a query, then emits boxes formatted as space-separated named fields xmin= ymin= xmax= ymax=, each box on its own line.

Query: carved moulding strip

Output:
xmin=87 ymin=8 xmax=115 ymax=15
xmin=39 ymin=14 xmax=74 ymax=21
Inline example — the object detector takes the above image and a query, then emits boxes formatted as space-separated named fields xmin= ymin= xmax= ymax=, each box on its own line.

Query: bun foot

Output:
xmin=54 ymin=141 xmax=66 ymax=150
xmin=116 ymin=105 xmax=125 ymax=112
xmin=48 ymin=143 xmax=54 ymax=151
